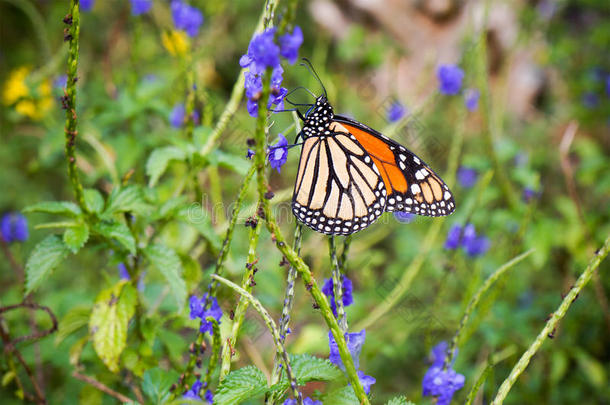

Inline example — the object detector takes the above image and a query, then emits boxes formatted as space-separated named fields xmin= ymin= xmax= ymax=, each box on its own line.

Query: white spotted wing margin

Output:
xmin=333 ymin=115 xmax=456 ymax=217
xmin=292 ymin=132 xmax=388 ymax=235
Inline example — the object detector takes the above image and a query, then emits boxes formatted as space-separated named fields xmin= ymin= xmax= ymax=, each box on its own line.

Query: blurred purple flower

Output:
xmin=284 ymin=398 xmax=321 ymax=405
xmin=267 ymin=134 xmax=288 ymax=172
xmin=457 ymin=166 xmax=478 ymax=188
xmin=53 ymin=75 xmax=67 ymax=90
xmin=130 ymin=0 xmax=152 ymax=16
xmin=437 ymin=64 xmax=464 ymax=95
xmin=247 ymin=99 xmax=259 ymax=117
xmin=464 ymin=88 xmax=480 ymax=111
xmin=444 ymin=224 xmax=462 ymax=250
xmin=246 ymin=149 xmax=255 ymax=159
xmin=1 ymin=212 xmax=28 ymax=243
xmin=204 ymin=389 xmax=213 ymax=403
xmin=183 ymin=379 xmax=202 ymax=400
xmin=606 ymin=75 xmax=610 ymax=97
xmin=582 ymin=92 xmax=599 ymax=109
xmin=118 ymin=263 xmax=130 ymax=281
xmin=169 ymin=103 xmax=185 ymax=127
xmin=328 ymin=330 xmax=366 ymax=371
xmin=387 ymin=102 xmax=406 ymax=122
xmin=394 ymin=211 xmax=415 ymax=223
xmin=189 ymin=294 xmax=223 ymax=334
xmin=244 ymin=71 xmax=263 ymax=100
xmin=279 ymin=26 xmax=303 ymax=64
xmin=80 ymin=0 xmax=94 ymax=12
xmin=356 ymin=371 xmax=376 ymax=395
xmin=522 ymin=187 xmax=539 ymax=202
xmin=422 ymin=342 xmax=464 ymax=405
xmin=240 ymin=28 xmax=280 ymax=75
xmin=444 ymin=223 xmax=490 ymax=257
xmin=322 ymin=275 xmax=354 ymax=317
xmin=171 ymin=0 xmax=204 ymax=37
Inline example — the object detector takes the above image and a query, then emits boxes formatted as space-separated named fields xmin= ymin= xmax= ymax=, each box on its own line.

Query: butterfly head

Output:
xmin=302 ymin=96 xmax=334 ymax=139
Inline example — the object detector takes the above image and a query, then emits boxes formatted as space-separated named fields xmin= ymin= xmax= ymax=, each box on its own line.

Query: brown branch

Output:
xmin=72 ymin=371 xmax=135 ymax=403
xmin=0 ymin=302 xmax=58 ymax=345
xmin=0 ymin=234 xmax=25 ymax=285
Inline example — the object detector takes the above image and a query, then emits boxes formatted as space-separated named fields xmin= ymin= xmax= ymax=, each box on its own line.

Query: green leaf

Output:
xmin=291 ymin=354 xmax=343 ymax=384
xmin=84 ymin=189 xmax=105 ymax=214
xmin=322 ymin=385 xmax=359 ymax=405
xmin=25 ymin=235 xmax=70 ymax=294
xmin=24 ymin=201 xmax=82 ymax=217
xmin=177 ymin=208 xmax=221 ymax=251
xmin=385 ymin=396 xmax=416 ymax=405
xmin=55 ymin=305 xmax=92 ymax=345
xmin=92 ymin=221 xmax=136 ymax=254
xmin=89 ymin=281 xmax=137 ymax=373
xmin=215 ymin=366 xmax=268 ymax=405
xmin=142 ymin=367 xmax=180 ymax=403
xmin=63 ymin=223 xmax=90 ymax=253
xmin=212 ymin=150 xmax=250 ymax=175
xmin=104 ymin=185 xmax=150 ymax=216
xmin=143 ymin=244 xmax=186 ymax=310
xmin=146 ymin=146 xmax=186 ymax=187
xmin=573 ymin=348 xmax=607 ymax=389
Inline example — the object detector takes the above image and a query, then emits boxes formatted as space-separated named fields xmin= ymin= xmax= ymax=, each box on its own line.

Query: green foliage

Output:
xmin=143 ymin=244 xmax=187 ymax=309
xmin=215 ymin=366 xmax=269 ymax=405
xmin=142 ymin=367 xmax=180 ymax=403
xmin=92 ymin=220 xmax=137 ymax=254
xmin=25 ymin=235 xmax=70 ymax=294
xmin=385 ymin=397 xmax=416 ymax=405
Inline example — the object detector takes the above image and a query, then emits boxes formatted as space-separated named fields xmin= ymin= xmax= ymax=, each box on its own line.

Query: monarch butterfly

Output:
xmin=288 ymin=63 xmax=455 ymax=235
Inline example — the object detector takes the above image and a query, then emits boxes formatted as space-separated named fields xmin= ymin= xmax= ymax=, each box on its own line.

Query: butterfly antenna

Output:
xmin=300 ymin=58 xmax=327 ymax=98
xmin=286 ymin=85 xmax=316 ymax=99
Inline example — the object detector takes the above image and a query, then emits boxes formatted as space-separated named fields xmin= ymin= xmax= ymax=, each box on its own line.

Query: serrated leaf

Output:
xmin=143 ymin=244 xmax=186 ymax=310
xmin=92 ymin=221 xmax=136 ymax=254
xmin=63 ymin=223 xmax=90 ymax=253
xmin=141 ymin=367 xmax=180 ymax=403
xmin=25 ymin=235 xmax=70 ymax=294
xmin=385 ymin=396 xmax=415 ymax=405
xmin=322 ymin=385 xmax=359 ymax=405
xmin=84 ymin=189 xmax=105 ymax=214
xmin=24 ymin=201 xmax=82 ymax=217
xmin=215 ymin=366 xmax=268 ymax=405
xmin=55 ymin=305 xmax=92 ymax=345
xmin=104 ymin=185 xmax=150 ymax=216
xmin=292 ymin=354 xmax=343 ymax=384
xmin=89 ymin=281 xmax=137 ymax=372
xmin=146 ymin=146 xmax=186 ymax=187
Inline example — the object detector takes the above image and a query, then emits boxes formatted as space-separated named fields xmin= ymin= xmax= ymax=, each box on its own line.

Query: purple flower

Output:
xmin=118 ymin=263 xmax=130 ymax=281
xmin=394 ymin=211 xmax=415 ymax=223
xmin=244 ymin=71 xmax=263 ymax=100
xmin=269 ymin=86 xmax=288 ymax=111
xmin=267 ymin=134 xmax=288 ymax=172
xmin=422 ymin=342 xmax=465 ymax=405
xmin=171 ymin=0 xmax=204 ymax=38
xmin=357 ymin=371 xmax=376 ymax=395
xmin=444 ymin=224 xmax=462 ymax=250
xmin=328 ymin=330 xmax=366 ymax=371
xmin=169 ymin=103 xmax=185 ymax=127
xmin=130 ymin=0 xmax=152 ymax=15
xmin=189 ymin=295 xmax=204 ymax=320
xmin=582 ymin=92 xmax=599 ymax=109
xmin=437 ymin=64 xmax=464 ymax=95
xmin=284 ymin=398 xmax=321 ymax=405
xmin=204 ymin=389 xmax=213 ymax=403
xmin=246 ymin=149 xmax=255 ymax=159
xmin=322 ymin=276 xmax=354 ymax=317
xmin=387 ymin=102 xmax=406 ymax=122
xmin=464 ymin=237 xmax=490 ymax=258
xmin=430 ymin=341 xmax=449 ymax=366
xmin=457 ymin=166 xmax=478 ymax=188
xmin=444 ymin=224 xmax=490 ymax=257
xmin=240 ymin=28 xmax=280 ymax=75
xmin=80 ymin=0 xmax=94 ymax=12
xmin=606 ymin=75 xmax=610 ymax=97
xmin=279 ymin=26 xmax=303 ymax=64
xmin=189 ymin=294 xmax=222 ymax=333
xmin=522 ymin=187 xmax=539 ymax=202
xmin=247 ymin=99 xmax=259 ymax=117
xmin=464 ymin=88 xmax=480 ymax=111
xmin=183 ymin=379 xmax=202 ymax=400
xmin=1 ymin=212 xmax=28 ymax=243
xmin=53 ymin=75 xmax=67 ymax=90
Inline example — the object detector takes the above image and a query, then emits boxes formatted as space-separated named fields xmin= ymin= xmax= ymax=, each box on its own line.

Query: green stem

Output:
xmin=339 ymin=235 xmax=352 ymax=272
xmin=464 ymin=361 xmax=494 ymax=405
xmin=491 ymin=236 xmax=610 ymax=404
xmin=329 ymin=236 xmax=347 ymax=333
xmin=446 ymin=249 xmax=534 ymax=367
xmin=204 ymin=317 xmax=222 ymax=388
xmin=212 ymin=275 xmax=301 ymax=404
xmin=219 ymin=221 xmax=262 ymax=380
xmin=63 ymin=0 xmax=87 ymax=214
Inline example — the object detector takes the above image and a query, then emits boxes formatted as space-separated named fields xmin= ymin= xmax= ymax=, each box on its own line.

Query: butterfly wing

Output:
xmin=332 ymin=115 xmax=456 ymax=217
xmin=292 ymin=133 xmax=387 ymax=235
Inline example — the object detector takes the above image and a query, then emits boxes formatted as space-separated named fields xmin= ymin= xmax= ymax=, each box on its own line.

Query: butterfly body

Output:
xmin=292 ymin=96 xmax=455 ymax=235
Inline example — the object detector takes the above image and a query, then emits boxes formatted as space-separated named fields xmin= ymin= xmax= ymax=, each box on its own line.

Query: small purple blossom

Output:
xmin=328 ymin=330 xmax=366 ymax=371
xmin=457 ymin=166 xmax=478 ymax=188
xmin=240 ymin=28 xmax=280 ymax=75
xmin=244 ymin=71 xmax=263 ymax=100
xmin=53 ymin=75 xmax=67 ymax=90
xmin=189 ymin=294 xmax=222 ymax=334
xmin=444 ymin=223 xmax=490 ymax=257
xmin=437 ymin=64 xmax=464 ymax=95
xmin=183 ymin=379 xmax=202 ymax=400
xmin=171 ymin=0 xmax=204 ymax=38
xmin=246 ymin=149 xmax=255 ymax=159
xmin=356 ymin=371 xmax=376 ymax=395
xmin=606 ymin=75 xmax=610 ymax=97
xmin=267 ymin=134 xmax=288 ymax=172
xmin=130 ymin=0 xmax=152 ymax=16
xmin=444 ymin=224 xmax=462 ymax=250
xmin=422 ymin=342 xmax=465 ymax=405
xmin=394 ymin=211 xmax=415 ymax=223
xmin=1 ymin=212 xmax=28 ymax=243
xmin=169 ymin=103 xmax=186 ymax=127
xmin=118 ymin=263 xmax=130 ymax=281
xmin=80 ymin=0 xmax=94 ymax=12
xmin=322 ymin=276 xmax=354 ymax=317
xmin=204 ymin=389 xmax=213 ymax=403
xmin=522 ymin=187 xmax=539 ymax=202
xmin=279 ymin=26 xmax=304 ymax=64
xmin=582 ymin=92 xmax=599 ymax=109
xmin=283 ymin=398 xmax=321 ymax=405
xmin=247 ymin=99 xmax=259 ymax=117
xmin=464 ymin=88 xmax=480 ymax=111
xmin=387 ymin=102 xmax=406 ymax=122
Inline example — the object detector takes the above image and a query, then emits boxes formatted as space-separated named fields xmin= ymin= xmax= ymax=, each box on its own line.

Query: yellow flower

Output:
xmin=162 ymin=30 xmax=189 ymax=56
xmin=3 ymin=66 xmax=30 ymax=105
xmin=15 ymin=100 xmax=39 ymax=119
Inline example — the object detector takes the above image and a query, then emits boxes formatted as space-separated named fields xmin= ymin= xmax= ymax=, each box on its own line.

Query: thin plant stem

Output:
xmin=445 ymin=249 xmax=534 ymax=367
xmin=212 ymin=275 xmax=301 ymax=404
xmin=204 ymin=318 xmax=222 ymax=388
xmin=72 ymin=370 xmax=134 ymax=403
xmin=329 ymin=236 xmax=347 ymax=333
xmin=63 ymin=0 xmax=88 ymax=213
xmin=219 ymin=221 xmax=262 ymax=380
xmin=491 ymin=236 xmax=610 ymax=405
xmin=339 ymin=235 xmax=352 ymax=272
xmin=464 ymin=361 xmax=494 ymax=405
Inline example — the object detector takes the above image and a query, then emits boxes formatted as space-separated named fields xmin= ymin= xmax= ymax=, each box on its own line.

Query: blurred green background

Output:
xmin=1 ymin=0 xmax=609 ymax=404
